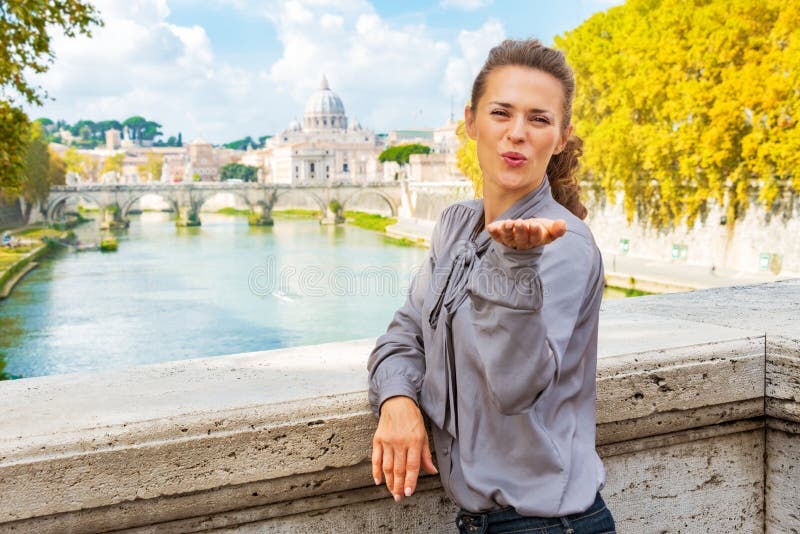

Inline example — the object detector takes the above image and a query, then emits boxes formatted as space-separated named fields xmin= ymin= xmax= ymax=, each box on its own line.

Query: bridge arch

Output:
xmin=193 ymin=190 xmax=255 ymax=214
xmin=120 ymin=193 xmax=179 ymax=218
xmin=339 ymin=189 xmax=398 ymax=217
xmin=46 ymin=193 xmax=103 ymax=222
xmin=273 ymin=189 xmax=328 ymax=215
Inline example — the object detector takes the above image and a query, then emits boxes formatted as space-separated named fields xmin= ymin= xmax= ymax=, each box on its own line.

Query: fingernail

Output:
xmin=405 ymin=487 xmax=412 ymax=497
xmin=374 ymin=477 xmax=380 ymax=486
xmin=393 ymin=494 xmax=401 ymax=502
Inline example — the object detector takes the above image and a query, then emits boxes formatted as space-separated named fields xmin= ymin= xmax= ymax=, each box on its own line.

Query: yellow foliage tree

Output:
xmin=455 ymin=120 xmax=483 ymax=198
xmin=553 ymin=0 xmax=799 ymax=229
xmin=101 ymin=153 xmax=125 ymax=178
xmin=136 ymin=152 xmax=164 ymax=182
xmin=63 ymin=147 xmax=98 ymax=182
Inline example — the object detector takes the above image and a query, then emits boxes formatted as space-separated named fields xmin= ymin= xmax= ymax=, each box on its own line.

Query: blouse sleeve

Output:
xmin=366 ymin=218 xmax=441 ymax=419
xmin=466 ymin=232 xmax=602 ymax=415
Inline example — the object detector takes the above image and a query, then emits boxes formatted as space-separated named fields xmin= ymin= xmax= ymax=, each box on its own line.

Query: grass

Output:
xmin=605 ymin=285 xmax=651 ymax=297
xmin=344 ymin=211 xmax=397 ymax=233
xmin=272 ymin=209 xmax=322 ymax=219
xmin=216 ymin=207 xmax=251 ymax=216
xmin=382 ymin=235 xmax=420 ymax=247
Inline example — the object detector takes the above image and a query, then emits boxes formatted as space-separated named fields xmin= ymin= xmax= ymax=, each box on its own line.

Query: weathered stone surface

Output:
xmin=766 ymin=421 xmax=800 ymax=534
xmin=597 ymin=334 xmax=764 ymax=425
xmin=602 ymin=278 xmax=800 ymax=337
xmin=2 ymin=283 xmax=800 ymax=533
xmin=603 ymin=429 xmax=765 ymax=533
xmin=766 ymin=336 xmax=800 ymax=424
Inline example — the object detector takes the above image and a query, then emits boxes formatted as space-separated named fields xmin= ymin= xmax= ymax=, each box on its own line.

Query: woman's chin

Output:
xmin=489 ymin=173 xmax=538 ymax=193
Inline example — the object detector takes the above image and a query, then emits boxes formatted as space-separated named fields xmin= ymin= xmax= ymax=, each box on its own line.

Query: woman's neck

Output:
xmin=482 ymin=175 xmax=544 ymax=226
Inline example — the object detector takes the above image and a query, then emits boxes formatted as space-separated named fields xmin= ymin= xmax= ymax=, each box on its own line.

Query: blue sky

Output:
xmin=28 ymin=0 xmax=622 ymax=143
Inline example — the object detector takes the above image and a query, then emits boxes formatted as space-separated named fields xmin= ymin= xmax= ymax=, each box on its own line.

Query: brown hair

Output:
xmin=470 ymin=38 xmax=587 ymax=220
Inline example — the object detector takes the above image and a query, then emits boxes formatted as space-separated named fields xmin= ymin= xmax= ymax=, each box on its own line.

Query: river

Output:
xmin=0 ymin=212 xmax=630 ymax=379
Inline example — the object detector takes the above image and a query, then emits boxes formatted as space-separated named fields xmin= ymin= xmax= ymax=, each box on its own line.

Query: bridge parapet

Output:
xmin=47 ymin=183 xmax=401 ymax=227
xmin=1 ymin=280 xmax=798 ymax=532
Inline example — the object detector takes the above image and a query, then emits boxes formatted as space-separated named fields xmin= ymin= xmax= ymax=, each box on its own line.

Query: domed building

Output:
xmin=264 ymin=76 xmax=385 ymax=185
xmin=303 ymin=75 xmax=347 ymax=132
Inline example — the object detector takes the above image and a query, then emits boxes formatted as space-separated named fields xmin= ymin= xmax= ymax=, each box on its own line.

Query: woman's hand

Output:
xmin=486 ymin=217 xmax=567 ymax=250
xmin=372 ymin=395 xmax=438 ymax=502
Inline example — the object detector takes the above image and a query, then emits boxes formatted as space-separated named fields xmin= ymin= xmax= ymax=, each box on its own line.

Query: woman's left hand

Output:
xmin=486 ymin=218 xmax=566 ymax=250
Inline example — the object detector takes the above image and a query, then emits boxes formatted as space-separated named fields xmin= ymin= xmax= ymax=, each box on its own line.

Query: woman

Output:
xmin=367 ymin=39 xmax=615 ymax=533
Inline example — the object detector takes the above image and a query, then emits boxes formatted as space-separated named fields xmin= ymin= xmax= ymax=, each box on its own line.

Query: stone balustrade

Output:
xmin=1 ymin=280 xmax=798 ymax=533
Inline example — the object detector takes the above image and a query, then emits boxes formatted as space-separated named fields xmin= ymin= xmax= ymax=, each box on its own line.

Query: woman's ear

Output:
xmin=465 ymin=105 xmax=477 ymax=140
xmin=554 ymin=124 xmax=573 ymax=155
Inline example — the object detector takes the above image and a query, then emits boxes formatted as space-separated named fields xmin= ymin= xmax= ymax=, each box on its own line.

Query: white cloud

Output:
xmin=439 ymin=0 xmax=492 ymax=10
xmin=263 ymin=0 xmax=452 ymax=128
xmin=26 ymin=0 xmax=510 ymax=140
xmin=443 ymin=19 xmax=505 ymax=107
xmin=25 ymin=0 xmax=280 ymax=142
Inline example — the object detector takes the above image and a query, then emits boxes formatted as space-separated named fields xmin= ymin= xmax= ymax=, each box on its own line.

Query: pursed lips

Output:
xmin=501 ymin=151 xmax=527 ymax=168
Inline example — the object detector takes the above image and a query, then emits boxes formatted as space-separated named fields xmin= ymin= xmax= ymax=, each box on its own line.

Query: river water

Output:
xmin=0 ymin=212 xmax=629 ymax=379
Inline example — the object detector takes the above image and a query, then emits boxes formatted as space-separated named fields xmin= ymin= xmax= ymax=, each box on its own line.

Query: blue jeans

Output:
xmin=455 ymin=492 xmax=616 ymax=533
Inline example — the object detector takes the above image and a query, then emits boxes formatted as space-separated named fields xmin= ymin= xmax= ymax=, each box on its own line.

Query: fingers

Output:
xmin=372 ymin=435 xmax=383 ymax=486
xmin=487 ymin=218 xmax=567 ymax=249
xmin=392 ymin=447 xmax=407 ymax=500
xmin=382 ymin=446 xmax=394 ymax=498
xmin=422 ymin=439 xmax=438 ymax=475
xmin=403 ymin=446 xmax=421 ymax=498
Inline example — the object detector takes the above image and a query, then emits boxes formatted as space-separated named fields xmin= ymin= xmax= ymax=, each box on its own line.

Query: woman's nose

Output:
xmin=506 ymin=116 xmax=526 ymax=143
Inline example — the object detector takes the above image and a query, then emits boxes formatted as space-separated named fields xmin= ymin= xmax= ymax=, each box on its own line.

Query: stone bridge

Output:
xmin=46 ymin=182 xmax=401 ymax=228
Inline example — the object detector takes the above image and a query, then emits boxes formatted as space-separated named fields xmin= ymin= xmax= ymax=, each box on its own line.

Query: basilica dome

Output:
xmin=303 ymin=75 xmax=348 ymax=131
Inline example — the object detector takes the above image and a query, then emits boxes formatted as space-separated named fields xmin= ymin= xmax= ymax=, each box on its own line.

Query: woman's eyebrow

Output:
xmin=487 ymin=101 xmax=554 ymax=115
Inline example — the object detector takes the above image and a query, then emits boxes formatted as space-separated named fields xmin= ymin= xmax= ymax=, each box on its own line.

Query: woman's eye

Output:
xmin=490 ymin=109 xmax=508 ymax=117
xmin=531 ymin=116 xmax=550 ymax=124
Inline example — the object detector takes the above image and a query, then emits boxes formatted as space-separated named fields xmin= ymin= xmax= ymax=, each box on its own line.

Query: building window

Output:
xmin=343 ymin=163 xmax=349 ymax=172
xmin=323 ymin=118 xmax=327 ymax=126
xmin=310 ymin=162 xmax=315 ymax=173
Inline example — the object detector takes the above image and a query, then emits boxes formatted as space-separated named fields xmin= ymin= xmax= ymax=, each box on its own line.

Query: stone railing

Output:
xmin=1 ymin=280 xmax=798 ymax=532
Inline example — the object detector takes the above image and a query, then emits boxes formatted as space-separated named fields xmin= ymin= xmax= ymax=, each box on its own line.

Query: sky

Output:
xmin=25 ymin=0 xmax=623 ymax=144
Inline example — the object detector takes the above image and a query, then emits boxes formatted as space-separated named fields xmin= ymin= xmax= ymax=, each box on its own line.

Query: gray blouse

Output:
xmin=367 ymin=177 xmax=607 ymax=516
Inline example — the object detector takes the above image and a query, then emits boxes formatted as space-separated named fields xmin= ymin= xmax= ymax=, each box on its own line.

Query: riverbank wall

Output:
xmin=387 ymin=180 xmax=796 ymax=291
xmin=0 ymin=239 xmax=52 ymax=300
xmin=0 ymin=279 xmax=797 ymax=532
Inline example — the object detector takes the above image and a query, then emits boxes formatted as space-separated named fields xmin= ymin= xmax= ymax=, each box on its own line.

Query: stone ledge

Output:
xmin=1 ymin=282 xmax=799 ymax=532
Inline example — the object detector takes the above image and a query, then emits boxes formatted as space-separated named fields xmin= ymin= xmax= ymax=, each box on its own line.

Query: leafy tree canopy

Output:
xmin=554 ymin=0 xmax=800 ymax=228
xmin=1 ymin=0 xmax=101 ymax=192
xmin=224 ymin=136 xmax=257 ymax=150
xmin=454 ymin=121 xmax=482 ymax=198
xmin=220 ymin=163 xmax=258 ymax=182
xmin=379 ymin=143 xmax=431 ymax=165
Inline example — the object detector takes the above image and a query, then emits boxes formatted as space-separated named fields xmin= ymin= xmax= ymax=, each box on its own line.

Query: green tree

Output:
xmin=224 ymin=136 xmax=257 ymax=150
xmin=220 ymin=162 xmax=258 ymax=182
xmin=20 ymin=122 xmax=51 ymax=223
xmin=378 ymin=143 xmax=431 ymax=165
xmin=0 ymin=101 xmax=30 ymax=196
xmin=554 ymin=0 xmax=800 ymax=229
xmin=1 ymin=0 xmax=101 ymax=192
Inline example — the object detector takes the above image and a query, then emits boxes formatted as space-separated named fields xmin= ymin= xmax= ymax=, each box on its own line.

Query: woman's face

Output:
xmin=465 ymin=65 xmax=571 ymax=198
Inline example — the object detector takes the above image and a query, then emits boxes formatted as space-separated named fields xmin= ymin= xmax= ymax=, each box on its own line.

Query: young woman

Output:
xmin=368 ymin=39 xmax=616 ymax=533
